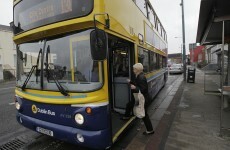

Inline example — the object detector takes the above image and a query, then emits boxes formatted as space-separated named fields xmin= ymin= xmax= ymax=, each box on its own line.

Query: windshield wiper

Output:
xmin=21 ymin=48 xmax=42 ymax=90
xmin=21 ymin=65 xmax=37 ymax=90
xmin=45 ymin=46 xmax=69 ymax=96
xmin=46 ymin=65 xmax=70 ymax=96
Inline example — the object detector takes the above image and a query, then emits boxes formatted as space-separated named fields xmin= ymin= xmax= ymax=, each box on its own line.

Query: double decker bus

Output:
xmin=13 ymin=0 xmax=167 ymax=149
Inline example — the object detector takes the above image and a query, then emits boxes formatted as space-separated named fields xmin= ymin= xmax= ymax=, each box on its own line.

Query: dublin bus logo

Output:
xmin=32 ymin=105 xmax=38 ymax=114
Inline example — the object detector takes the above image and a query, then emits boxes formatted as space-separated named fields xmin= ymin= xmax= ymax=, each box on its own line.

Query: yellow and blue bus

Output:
xmin=13 ymin=0 xmax=167 ymax=149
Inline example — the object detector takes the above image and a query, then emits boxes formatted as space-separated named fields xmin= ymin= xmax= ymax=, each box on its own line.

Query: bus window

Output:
xmin=138 ymin=47 xmax=149 ymax=73
xmin=159 ymin=55 xmax=163 ymax=69
xmin=135 ymin=0 xmax=147 ymax=17
xmin=156 ymin=53 xmax=159 ymax=69
xmin=43 ymin=30 xmax=103 ymax=92
xmin=91 ymin=61 xmax=99 ymax=82
xmin=113 ymin=51 xmax=129 ymax=77
xmin=147 ymin=4 xmax=155 ymax=27
xmin=16 ymin=41 xmax=44 ymax=90
xmin=149 ymin=51 xmax=157 ymax=71
xmin=163 ymin=57 xmax=167 ymax=68
xmin=16 ymin=29 xmax=104 ymax=92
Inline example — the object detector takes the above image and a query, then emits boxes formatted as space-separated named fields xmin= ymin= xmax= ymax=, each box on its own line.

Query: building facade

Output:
xmin=205 ymin=44 xmax=229 ymax=65
xmin=0 ymin=25 xmax=16 ymax=80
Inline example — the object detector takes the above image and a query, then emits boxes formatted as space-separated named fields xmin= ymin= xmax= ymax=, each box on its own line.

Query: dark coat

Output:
xmin=131 ymin=72 xmax=149 ymax=104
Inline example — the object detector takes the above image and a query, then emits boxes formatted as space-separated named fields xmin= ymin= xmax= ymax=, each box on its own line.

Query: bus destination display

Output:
xmin=14 ymin=0 xmax=94 ymax=34
xmin=19 ymin=0 xmax=73 ymax=27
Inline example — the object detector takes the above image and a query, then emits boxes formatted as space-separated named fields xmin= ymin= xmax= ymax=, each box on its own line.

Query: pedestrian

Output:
xmin=122 ymin=63 xmax=154 ymax=135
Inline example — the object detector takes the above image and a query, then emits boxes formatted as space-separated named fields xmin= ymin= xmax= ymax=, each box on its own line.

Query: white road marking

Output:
xmin=9 ymin=102 xmax=15 ymax=105
xmin=0 ymin=87 xmax=15 ymax=91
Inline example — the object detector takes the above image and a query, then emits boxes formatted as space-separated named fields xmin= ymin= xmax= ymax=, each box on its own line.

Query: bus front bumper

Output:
xmin=16 ymin=113 xmax=111 ymax=149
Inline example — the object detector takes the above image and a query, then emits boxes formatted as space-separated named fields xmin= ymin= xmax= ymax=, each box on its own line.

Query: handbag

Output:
xmin=133 ymin=91 xmax=145 ymax=118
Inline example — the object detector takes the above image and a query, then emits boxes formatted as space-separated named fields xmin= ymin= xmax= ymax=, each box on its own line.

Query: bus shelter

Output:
xmin=196 ymin=0 xmax=230 ymax=136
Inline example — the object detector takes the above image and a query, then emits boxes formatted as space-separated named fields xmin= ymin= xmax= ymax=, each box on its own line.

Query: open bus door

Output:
xmin=108 ymin=37 xmax=135 ymax=141
xmin=112 ymin=48 xmax=130 ymax=114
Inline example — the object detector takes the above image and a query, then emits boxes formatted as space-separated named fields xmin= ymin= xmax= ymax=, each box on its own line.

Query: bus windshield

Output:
xmin=13 ymin=0 xmax=94 ymax=34
xmin=16 ymin=29 xmax=104 ymax=92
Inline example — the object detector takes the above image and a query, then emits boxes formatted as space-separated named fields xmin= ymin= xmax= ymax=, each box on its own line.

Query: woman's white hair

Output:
xmin=133 ymin=63 xmax=143 ymax=71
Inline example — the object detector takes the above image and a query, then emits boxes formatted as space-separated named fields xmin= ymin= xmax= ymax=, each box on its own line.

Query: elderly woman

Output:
xmin=122 ymin=63 xmax=154 ymax=135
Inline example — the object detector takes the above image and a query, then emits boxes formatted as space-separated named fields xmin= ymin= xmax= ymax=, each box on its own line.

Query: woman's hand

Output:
xmin=130 ymin=84 xmax=136 ymax=89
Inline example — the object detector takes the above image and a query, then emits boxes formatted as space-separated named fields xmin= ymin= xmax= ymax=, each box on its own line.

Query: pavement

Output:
xmin=126 ymin=68 xmax=230 ymax=150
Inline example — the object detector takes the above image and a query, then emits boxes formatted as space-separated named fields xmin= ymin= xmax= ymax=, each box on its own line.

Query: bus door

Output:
xmin=108 ymin=37 xmax=135 ymax=140
xmin=111 ymin=45 xmax=132 ymax=114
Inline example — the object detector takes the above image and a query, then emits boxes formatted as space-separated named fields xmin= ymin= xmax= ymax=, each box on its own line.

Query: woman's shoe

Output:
xmin=143 ymin=130 xmax=154 ymax=135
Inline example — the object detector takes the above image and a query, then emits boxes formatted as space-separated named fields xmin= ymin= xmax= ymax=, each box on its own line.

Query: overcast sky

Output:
xmin=0 ymin=0 xmax=13 ymax=26
xmin=150 ymin=0 xmax=201 ymax=54
xmin=0 ymin=0 xmax=201 ymax=54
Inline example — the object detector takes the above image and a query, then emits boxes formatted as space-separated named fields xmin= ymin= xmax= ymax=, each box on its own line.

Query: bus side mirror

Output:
xmin=90 ymin=29 xmax=107 ymax=61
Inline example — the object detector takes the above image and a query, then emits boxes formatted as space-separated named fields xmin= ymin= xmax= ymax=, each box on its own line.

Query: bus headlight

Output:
xmin=75 ymin=113 xmax=84 ymax=125
xmin=15 ymin=102 xmax=21 ymax=110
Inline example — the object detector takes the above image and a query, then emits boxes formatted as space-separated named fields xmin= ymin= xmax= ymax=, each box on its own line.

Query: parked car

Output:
xmin=168 ymin=64 xmax=183 ymax=74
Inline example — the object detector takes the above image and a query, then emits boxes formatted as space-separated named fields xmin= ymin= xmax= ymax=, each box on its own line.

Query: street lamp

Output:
xmin=180 ymin=0 xmax=187 ymax=81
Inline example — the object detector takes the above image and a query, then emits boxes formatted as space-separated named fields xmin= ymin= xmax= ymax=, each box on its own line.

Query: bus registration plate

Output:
xmin=36 ymin=127 xmax=53 ymax=137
